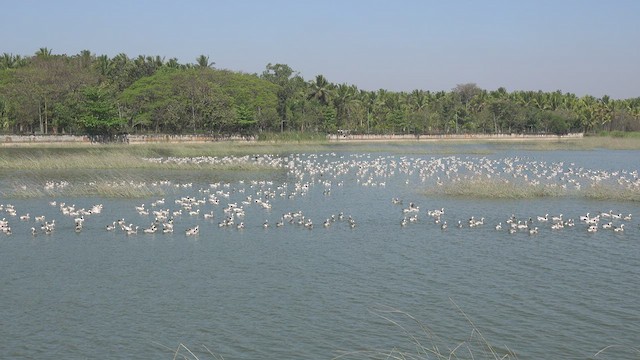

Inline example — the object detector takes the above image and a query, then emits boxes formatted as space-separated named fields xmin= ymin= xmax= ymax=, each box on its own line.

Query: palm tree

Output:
xmin=35 ymin=47 xmax=52 ymax=59
xmin=196 ymin=54 xmax=214 ymax=68
xmin=333 ymin=84 xmax=358 ymax=130
xmin=307 ymin=75 xmax=333 ymax=106
xmin=1 ymin=53 xmax=16 ymax=69
xmin=166 ymin=57 xmax=181 ymax=69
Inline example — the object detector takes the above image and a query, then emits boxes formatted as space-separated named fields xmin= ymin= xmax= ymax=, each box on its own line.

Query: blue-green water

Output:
xmin=1 ymin=146 xmax=638 ymax=359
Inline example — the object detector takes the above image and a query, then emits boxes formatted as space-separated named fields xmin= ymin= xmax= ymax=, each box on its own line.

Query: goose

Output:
xmin=551 ymin=214 xmax=563 ymax=223
xmin=537 ymin=214 xmax=549 ymax=222
xmin=613 ymin=224 xmax=625 ymax=233
xmin=551 ymin=222 xmax=564 ymax=230
xmin=126 ymin=226 xmax=139 ymax=235
xmin=304 ymin=219 xmax=314 ymax=229
xmin=162 ymin=227 xmax=174 ymax=234
xmin=585 ymin=216 xmax=600 ymax=225
xmin=185 ymin=226 xmax=199 ymax=236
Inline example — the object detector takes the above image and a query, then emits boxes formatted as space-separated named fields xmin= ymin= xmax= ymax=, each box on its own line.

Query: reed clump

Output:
xmin=333 ymin=303 xmax=518 ymax=360
xmin=585 ymin=183 xmax=640 ymax=202
xmin=0 ymin=145 xmax=283 ymax=171
xmin=428 ymin=178 xmax=564 ymax=199
xmin=5 ymin=180 xmax=165 ymax=199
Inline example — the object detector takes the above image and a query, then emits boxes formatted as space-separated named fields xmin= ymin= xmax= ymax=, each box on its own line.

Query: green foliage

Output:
xmin=0 ymin=49 xmax=639 ymax=137
xmin=546 ymin=112 xmax=569 ymax=135
xmin=80 ymin=86 xmax=126 ymax=138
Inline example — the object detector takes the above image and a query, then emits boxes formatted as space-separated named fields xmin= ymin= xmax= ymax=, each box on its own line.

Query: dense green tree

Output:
xmin=80 ymin=86 xmax=126 ymax=140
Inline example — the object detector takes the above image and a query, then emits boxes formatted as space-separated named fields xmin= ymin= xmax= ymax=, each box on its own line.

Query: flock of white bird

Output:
xmin=1 ymin=152 xmax=637 ymax=238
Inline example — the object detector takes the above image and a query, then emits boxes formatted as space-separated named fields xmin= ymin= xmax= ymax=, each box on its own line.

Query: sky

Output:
xmin=2 ymin=0 xmax=639 ymax=99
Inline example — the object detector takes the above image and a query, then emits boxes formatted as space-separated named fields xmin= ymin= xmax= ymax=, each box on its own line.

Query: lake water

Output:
xmin=1 ymin=144 xmax=639 ymax=359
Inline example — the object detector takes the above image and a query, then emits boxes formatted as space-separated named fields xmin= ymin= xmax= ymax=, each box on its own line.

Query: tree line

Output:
xmin=1 ymin=48 xmax=639 ymax=140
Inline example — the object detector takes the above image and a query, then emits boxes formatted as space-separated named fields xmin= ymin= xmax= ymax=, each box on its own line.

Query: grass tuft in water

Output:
xmin=427 ymin=178 xmax=565 ymax=199
xmin=333 ymin=301 xmax=518 ymax=360
xmin=585 ymin=183 xmax=640 ymax=202
xmin=5 ymin=179 xmax=164 ymax=199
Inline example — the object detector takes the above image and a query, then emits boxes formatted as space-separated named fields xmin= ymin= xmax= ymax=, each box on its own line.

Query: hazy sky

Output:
xmin=2 ymin=0 xmax=639 ymax=99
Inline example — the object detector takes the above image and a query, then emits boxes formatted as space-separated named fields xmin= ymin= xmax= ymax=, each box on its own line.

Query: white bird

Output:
xmin=162 ymin=227 xmax=174 ymax=234
xmin=185 ymin=226 xmax=199 ymax=236
xmin=126 ymin=226 xmax=139 ymax=235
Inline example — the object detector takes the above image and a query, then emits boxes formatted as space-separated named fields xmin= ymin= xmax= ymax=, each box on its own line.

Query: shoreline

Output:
xmin=0 ymin=133 xmax=584 ymax=146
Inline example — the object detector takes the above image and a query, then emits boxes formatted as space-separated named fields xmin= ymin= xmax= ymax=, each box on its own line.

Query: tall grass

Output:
xmin=256 ymin=131 xmax=329 ymax=143
xmin=585 ymin=183 xmax=640 ymax=202
xmin=427 ymin=178 xmax=565 ymax=199
xmin=426 ymin=178 xmax=640 ymax=202
xmin=0 ymin=145 xmax=283 ymax=170
xmin=5 ymin=179 xmax=165 ymax=198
